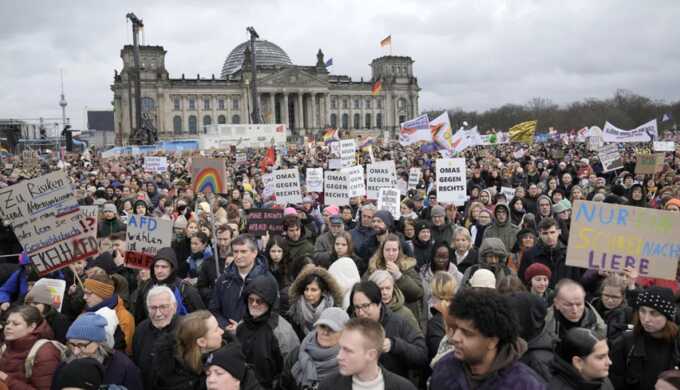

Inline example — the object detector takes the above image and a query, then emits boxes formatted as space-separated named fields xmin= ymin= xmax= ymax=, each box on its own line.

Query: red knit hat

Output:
xmin=524 ymin=263 xmax=552 ymax=283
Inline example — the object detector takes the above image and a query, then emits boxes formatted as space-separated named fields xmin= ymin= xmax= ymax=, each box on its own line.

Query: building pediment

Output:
xmin=259 ymin=67 xmax=328 ymax=88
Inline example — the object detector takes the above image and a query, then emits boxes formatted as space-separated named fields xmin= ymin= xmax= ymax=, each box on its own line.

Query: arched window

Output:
xmin=330 ymin=113 xmax=337 ymax=128
xmin=173 ymin=116 xmax=182 ymax=133
xmin=365 ymin=114 xmax=372 ymax=129
xmin=218 ymin=115 xmax=226 ymax=124
xmin=232 ymin=115 xmax=240 ymax=124
xmin=376 ymin=113 xmax=383 ymax=129
xmin=341 ymin=113 xmax=349 ymax=129
xmin=353 ymin=114 xmax=360 ymax=129
xmin=188 ymin=115 xmax=197 ymax=134
xmin=203 ymin=115 xmax=212 ymax=133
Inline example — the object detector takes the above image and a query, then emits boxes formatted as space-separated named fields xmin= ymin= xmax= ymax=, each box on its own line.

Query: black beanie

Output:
xmin=636 ymin=286 xmax=676 ymax=321
xmin=53 ymin=358 xmax=104 ymax=390
xmin=204 ymin=343 xmax=247 ymax=380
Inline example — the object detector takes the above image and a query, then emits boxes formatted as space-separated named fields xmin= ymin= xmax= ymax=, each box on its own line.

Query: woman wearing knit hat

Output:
xmin=205 ymin=343 xmax=264 ymax=390
xmin=524 ymin=262 xmax=553 ymax=304
xmin=25 ymin=283 xmax=72 ymax=343
xmin=82 ymin=273 xmax=134 ymax=354
xmin=610 ymin=286 xmax=680 ymax=390
xmin=61 ymin=312 xmax=143 ymax=390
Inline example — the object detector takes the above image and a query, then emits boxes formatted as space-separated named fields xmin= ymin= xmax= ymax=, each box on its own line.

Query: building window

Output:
xmin=330 ymin=113 xmax=337 ymax=128
xmin=188 ymin=115 xmax=197 ymax=133
xmin=399 ymin=115 xmax=406 ymax=124
xmin=353 ymin=114 xmax=360 ymax=129
xmin=342 ymin=99 xmax=348 ymax=109
xmin=366 ymin=98 xmax=371 ymax=109
xmin=341 ymin=113 xmax=349 ymax=129
xmin=232 ymin=97 xmax=240 ymax=110
xmin=203 ymin=97 xmax=211 ymax=110
xmin=218 ymin=98 xmax=225 ymax=110
xmin=173 ymin=97 xmax=181 ymax=111
xmin=189 ymin=97 xmax=196 ymax=110
xmin=173 ymin=116 xmax=182 ymax=133
xmin=232 ymin=115 xmax=240 ymax=124
xmin=218 ymin=115 xmax=226 ymax=124
xmin=354 ymin=99 xmax=360 ymax=109
xmin=365 ymin=113 xmax=372 ymax=128
xmin=377 ymin=99 xmax=383 ymax=109
xmin=203 ymin=115 xmax=212 ymax=133
xmin=376 ymin=113 xmax=383 ymax=128
xmin=331 ymin=98 xmax=337 ymax=109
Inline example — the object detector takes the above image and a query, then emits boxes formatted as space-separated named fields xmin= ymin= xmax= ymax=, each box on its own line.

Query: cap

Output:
xmin=469 ymin=268 xmax=496 ymax=289
xmin=103 ymin=203 xmax=117 ymax=213
xmin=329 ymin=215 xmax=343 ymax=225
xmin=524 ymin=263 xmax=552 ymax=283
xmin=431 ymin=205 xmax=446 ymax=217
xmin=313 ymin=307 xmax=350 ymax=332
xmin=66 ymin=313 xmax=108 ymax=343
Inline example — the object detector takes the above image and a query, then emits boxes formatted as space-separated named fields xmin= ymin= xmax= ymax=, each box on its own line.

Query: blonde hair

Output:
xmin=431 ymin=271 xmax=457 ymax=301
xmin=176 ymin=310 xmax=213 ymax=374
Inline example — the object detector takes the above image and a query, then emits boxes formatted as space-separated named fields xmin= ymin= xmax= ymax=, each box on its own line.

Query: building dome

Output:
xmin=221 ymin=40 xmax=293 ymax=78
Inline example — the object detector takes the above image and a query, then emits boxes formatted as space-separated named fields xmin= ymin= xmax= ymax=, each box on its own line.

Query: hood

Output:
xmin=288 ymin=266 xmax=344 ymax=306
xmin=467 ymin=338 xmax=527 ymax=382
xmin=151 ymin=247 xmax=178 ymax=283
xmin=507 ymin=292 xmax=547 ymax=342
xmin=388 ymin=286 xmax=407 ymax=312
xmin=493 ymin=203 xmax=511 ymax=226
xmin=327 ymin=257 xmax=361 ymax=310
xmin=243 ymin=275 xmax=279 ymax=308
xmin=87 ymin=252 xmax=118 ymax=274
xmin=374 ymin=210 xmax=394 ymax=230
xmin=479 ymin=237 xmax=508 ymax=259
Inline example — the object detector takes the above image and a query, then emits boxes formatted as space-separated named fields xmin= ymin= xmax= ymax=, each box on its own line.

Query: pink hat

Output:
xmin=324 ymin=205 xmax=340 ymax=216
xmin=284 ymin=207 xmax=298 ymax=216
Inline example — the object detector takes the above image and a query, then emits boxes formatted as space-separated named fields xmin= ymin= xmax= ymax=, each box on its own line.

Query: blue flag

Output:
xmin=324 ymin=58 xmax=333 ymax=67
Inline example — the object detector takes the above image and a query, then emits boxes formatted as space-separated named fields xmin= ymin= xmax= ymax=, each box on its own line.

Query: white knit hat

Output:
xmin=469 ymin=269 xmax=496 ymax=289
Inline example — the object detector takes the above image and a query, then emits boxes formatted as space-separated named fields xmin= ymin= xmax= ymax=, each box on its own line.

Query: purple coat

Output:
xmin=430 ymin=351 xmax=546 ymax=390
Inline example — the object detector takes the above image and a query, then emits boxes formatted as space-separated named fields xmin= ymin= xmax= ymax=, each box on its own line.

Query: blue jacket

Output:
xmin=185 ymin=246 xmax=213 ymax=279
xmin=209 ymin=256 xmax=276 ymax=327
xmin=0 ymin=268 xmax=64 ymax=303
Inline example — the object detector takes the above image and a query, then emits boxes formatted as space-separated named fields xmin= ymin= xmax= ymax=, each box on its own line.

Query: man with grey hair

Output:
xmin=350 ymin=204 xmax=377 ymax=258
xmin=133 ymin=285 xmax=179 ymax=389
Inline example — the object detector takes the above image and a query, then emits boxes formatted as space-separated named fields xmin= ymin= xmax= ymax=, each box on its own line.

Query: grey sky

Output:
xmin=1 ymin=0 xmax=679 ymax=130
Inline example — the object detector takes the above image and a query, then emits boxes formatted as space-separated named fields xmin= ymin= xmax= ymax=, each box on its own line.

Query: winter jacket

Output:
xmin=426 ymin=309 xmax=446 ymax=361
xmin=430 ymin=340 xmax=547 ymax=390
xmin=287 ymin=267 xmax=343 ymax=338
xmin=312 ymin=231 xmax=337 ymax=263
xmin=548 ymin=356 xmax=614 ymax=390
xmin=132 ymin=316 xmax=178 ymax=390
xmin=453 ymin=247 xmax=479 ymax=274
xmin=544 ymin=303 xmax=607 ymax=341
xmin=482 ymin=204 xmax=520 ymax=253
xmin=185 ymin=246 xmax=214 ymax=280
xmin=350 ymin=224 xmax=376 ymax=265
xmin=318 ymin=366 xmax=416 ymax=390
xmin=150 ymin=332 xmax=205 ymax=390
xmin=610 ymin=330 xmax=680 ymax=390
xmin=0 ymin=320 xmax=61 ymax=390
xmin=98 ymin=217 xmax=125 ymax=238
xmin=286 ymin=237 xmax=314 ymax=264
xmin=366 ymin=256 xmax=424 ymax=328
xmin=112 ymin=295 xmax=135 ymax=355
xmin=519 ymin=240 xmax=583 ymax=289
xmin=196 ymin=256 xmax=225 ymax=306
xmin=327 ymin=257 xmax=361 ymax=310
xmin=412 ymin=238 xmax=434 ymax=272
xmin=387 ymin=286 xmax=420 ymax=332
xmin=591 ymin=298 xmax=633 ymax=342
xmin=42 ymin=307 xmax=71 ymax=344
xmin=521 ymin=325 xmax=558 ymax=382
xmin=50 ymin=349 xmax=143 ymax=390
xmin=171 ymin=236 xmax=192 ymax=278
xmin=430 ymin=222 xmax=456 ymax=247
xmin=0 ymin=267 xmax=29 ymax=304
xmin=377 ymin=305 xmax=428 ymax=378
xmin=209 ymin=256 xmax=276 ymax=327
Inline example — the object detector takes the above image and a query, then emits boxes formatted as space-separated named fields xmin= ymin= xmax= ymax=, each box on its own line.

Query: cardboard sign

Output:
xmin=79 ymin=206 xmax=99 ymax=241
xmin=635 ymin=153 xmax=665 ymax=175
xmin=144 ymin=156 xmax=168 ymax=173
xmin=191 ymin=157 xmax=228 ymax=193
xmin=378 ymin=188 xmax=401 ymax=219
xmin=125 ymin=215 xmax=173 ymax=269
xmin=306 ymin=168 xmax=324 ymax=193
xmin=246 ymin=208 xmax=284 ymax=237
xmin=500 ymin=187 xmax=516 ymax=200
xmin=654 ymin=141 xmax=676 ymax=152
xmin=272 ymin=168 xmax=302 ymax=205
xmin=566 ymin=200 xmax=680 ymax=279
xmin=32 ymin=278 xmax=66 ymax=312
xmin=408 ymin=168 xmax=421 ymax=190
xmin=324 ymin=170 xmax=350 ymax=206
xmin=342 ymin=165 xmax=366 ymax=198
xmin=598 ymin=144 xmax=623 ymax=173
xmin=340 ymin=139 xmax=356 ymax=168
xmin=366 ymin=161 xmax=397 ymax=200
xmin=0 ymin=171 xmax=98 ymax=275
xmin=435 ymin=158 xmax=467 ymax=205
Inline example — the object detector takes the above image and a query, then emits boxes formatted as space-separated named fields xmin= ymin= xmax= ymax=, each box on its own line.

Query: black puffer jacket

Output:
xmin=591 ymin=298 xmax=633 ymax=342
xmin=519 ymin=240 xmax=583 ymax=289
xmin=549 ymin=356 xmax=614 ymax=390
xmin=610 ymin=330 xmax=680 ymax=390
xmin=150 ymin=331 xmax=205 ymax=390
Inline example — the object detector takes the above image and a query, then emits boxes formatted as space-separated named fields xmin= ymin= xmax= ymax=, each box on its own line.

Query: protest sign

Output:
xmin=144 ymin=156 xmax=168 ymax=173
xmin=378 ymin=188 xmax=401 ymax=219
xmin=273 ymin=168 xmax=302 ymax=204
xmin=262 ymin=173 xmax=275 ymax=199
xmin=329 ymin=141 xmax=340 ymax=158
xmin=79 ymin=206 xmax=99 ymax=241
xmin=0 ymin=171 xmax=97 ymax=275
xmin=342 ymin=165 xmax=366 ymax=198
xmin=235 ymin=152 xmax=247 ymax=164
xmin=603 ymin=119 xmax=658 ymax=143
xmin=408 ymin=168 xmax=421 ymax=190
xmin=366 ymin=161 xmax=397 ymax=200
xmin=328 ymin=159 xmax=343 ymax=170
xmin=340 ymin=140 xmax=356 ymax=168
xmin=566 ymin=200 xmax=680 ymax=279
xmin=500 ymin=187 xmax=516 ymax=200
xmin=399 ymin=114 xmax=431 ymax=146
xmin=324 ymin=171 xmax=350 ymax=206
xmin=635 ymin=153 xmax=665 ymax=175
xmin=191 ymin=157 xmax=228 ymax=193
xmin=435 ymin=158 xmax=466 ymax=204
xmin=32 ymin=278 xmax=66 ymax=312
xmin=598 ymin=144 xmax=623 ymax=173
xmin=125 ymin=215 xmax=172 ymax=269
xmin=306 ymin=168 xmax=324 ymax=193
xmin=654 ymin=141 xmax=676 ymax=152
xmin=246 ymin=208 xmax=284 ymax=237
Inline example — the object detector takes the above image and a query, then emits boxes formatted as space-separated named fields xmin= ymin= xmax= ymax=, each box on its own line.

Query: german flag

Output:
xmin=380 ymin=35 xmax=392 ymax=48
xmin=508 ymin=120 xmax=538 ymax=144
xmin=371 ymin=79 xmax=382 ymax=96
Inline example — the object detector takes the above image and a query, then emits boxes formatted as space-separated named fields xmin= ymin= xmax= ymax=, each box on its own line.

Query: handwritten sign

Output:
xmin=366 ymin=161 xmax=397 ymax=200
xmin=566 ymin=200 xmax=680 ymax=279
xmin=324 ymin=170 xmax=350 ymax=206
xmin=635 ymin=153 xmax=665 ymax=175
xmin=273 ymin=168 xmax=302 ymax=205
xmin=306 ymin=168 xmax=324 ymax=193
xmin=246 ymin=208 xmax=284 ymax=237
xmin=340 ymin=139 xmax=356 ymax=168
xmin=32 ymin=278 xmax=66 ymax=312
xmin=79 ymin=206 xmax=99 ymax=241
xmin=144 ymin=157 xmax=168 ymax=173
xmin=262 ymin=173 xmax=275 ymax=200
xmin=342 ymin=165 xmax=365 ymax=198
xmin=378 ymin=188 xmax=401 ymax=219
xmin=408 ymin=168 xmax=421 ymax=190
xmin=598 ymin=144 xmax=623 ymax=173
xmin=500 ymin=187 xmax=516 ymax=200
xmin=435 ymin=158 xmax=467 ymax=205
xmin=125 ymin=215 xmax=172 ymax=269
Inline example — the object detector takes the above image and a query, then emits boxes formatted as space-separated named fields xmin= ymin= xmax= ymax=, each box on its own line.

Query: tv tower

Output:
xmin=59 ymin=69 xmax=68 ymax=127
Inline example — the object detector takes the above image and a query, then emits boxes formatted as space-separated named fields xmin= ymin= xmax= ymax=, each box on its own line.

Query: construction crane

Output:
xmin=126 ymin=12 xmax=157 ymax=145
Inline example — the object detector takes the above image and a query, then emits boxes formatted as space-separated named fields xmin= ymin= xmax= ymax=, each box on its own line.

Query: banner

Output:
xmin=435 ymin=158 xmax=467 ymax=204
xmin=508 ymin=120 xmax=538 ymax=144
xmin=399 ymin=114 xmax=431 ymax=146
xmin=635 ymin=153 xmax=665 ymax=175
xmin=0 ymin=171 xmax=97 ymax=275
xmin=598 ymin=144 xmax=623 ymax=173
xmin=342 ymin=165 xmax=365 ymax=198
xmin=566 ymin=200 xmax=680 ymax=279
xmin=408 ymin=168 xmax=421 ymax=190
xmin=306 ymin=168 xmax=324 ymax=193
xmin=378 ymin=188 xmax=401 ymax=219
xmin=451 ymin=126 xmax=483 ymax=153
xmin=324 ymin=170 xmax=350 ymax=206
xmin=125 ymin=215 xmax=173 ymax=269
xmin=340 ymin=140 xmax=356 ymax=168
xmin=602 ymin=119 xmax=658 ymax=143
xmin=246 ymin=208 xmax=284 ymax=237
xmin=191 ymin=157 xmax=228 ymax=193
xmin=366 ymin=161 xmax=397 ymax=200
xmin=654 ymin=141 xmax=676 ymax=152
xmin=32 ymin=278 xmax=66 ymax=312
xmin=201 ymin=124 xmax=287 ymax=149
xmin=272 ymin=168 xmax=302 ymax=205
xmin=144 ymin=157 xmax=168 ymax=173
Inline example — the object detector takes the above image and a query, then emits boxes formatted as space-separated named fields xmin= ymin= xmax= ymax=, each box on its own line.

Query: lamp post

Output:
xmin=247 ymin=26 xmax=262 ymax=124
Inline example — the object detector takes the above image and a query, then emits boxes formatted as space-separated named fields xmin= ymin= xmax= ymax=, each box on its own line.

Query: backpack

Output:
xmin=24 ymin=339 xmax=68 ymax=378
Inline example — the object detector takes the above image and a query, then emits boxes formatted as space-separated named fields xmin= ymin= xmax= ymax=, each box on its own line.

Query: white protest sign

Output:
xmin=125 ymin=215 xmax=173 ymax=269
xmin=598 ymin=144 xmax=624 ymax=173
xmin=366 ymin=161 xmax=397 ymax=200
xmin=328 ymin=159 xmax=343 ymax=170
xmin=408 ymin=168 xmax=421 ymax=190
xmin=329 ymin=141 xmax=341 ymax=158
xmin=32 ymin=278 xmax=66 ymax=312
xmin=0 ymin=171 xmax=98 ymax=275
xmin=378 ymin=188 xmax=401 ymax=219
xmin=143 ymin=156 xmax=168 ymax=173
xmin=273 ymin=168 xmax=303 ymax=205
xmin=654 ymin=141 xmax=676 ymax=152
xmin=500 ymin=187 xmax=516 ymax=200
xmin=340 ymin=139 xmax=356 ymax=168
xmin=262 ymin=173 xmax=275 ymax=199
xmin=324 ymin=170 xmax=350 ymax=206
xmin=342 ymin=165 xmax=366 ymax=198
xmin=435 ymin=158 xmax=467 ymax=204
xmin=306 ymin=168 xmax=324 ymax=193
xmin=79 ymin=205 xmax=99 ymax=240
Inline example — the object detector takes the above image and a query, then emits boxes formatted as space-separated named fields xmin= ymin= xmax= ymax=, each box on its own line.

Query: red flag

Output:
xmin=259 ymin=146 xmax=276 ymax=172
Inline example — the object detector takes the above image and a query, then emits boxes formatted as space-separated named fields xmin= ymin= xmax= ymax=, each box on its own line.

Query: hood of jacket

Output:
xmin=507 ymin=292 xmax=548 ymax=342
xmin=479 ymin=237 xmax=508 ymax=259
xmin=151 ymin=247 xmax=179 ymax=283
xmin=327 ymin=257 xmax=361 ymax=309
xmin=242 ymin=275 xmax=280 ymax=328
xmin=493 ymin=203 xmax=512 ymax=227
xmin=466 ymin=338 xmax=528 ymax=383
xmin=388 ymin=286 xmax=407 ymax=313
xmin=288 ymin=266 xmax=344 ymax=306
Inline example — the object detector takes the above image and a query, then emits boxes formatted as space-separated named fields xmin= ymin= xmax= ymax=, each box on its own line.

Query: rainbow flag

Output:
xmin=322 ymin=128 xmax=339 ymax=143
xmin=371 ymin=79 xmax=382 ymax=96
xmin=380 ymin=35 xmax=392 ymax=48
xmin=359 ymin=137 xmax=375 ymax=151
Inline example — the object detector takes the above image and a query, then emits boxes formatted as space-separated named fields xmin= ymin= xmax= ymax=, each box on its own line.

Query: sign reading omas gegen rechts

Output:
xmin=273 ymin=168 xmax=302 ymax=204
xmin=435 ymin=158 xmax=467 ymax=204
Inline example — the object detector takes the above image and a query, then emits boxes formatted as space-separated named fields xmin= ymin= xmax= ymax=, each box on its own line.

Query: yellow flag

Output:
xmin=509 ymin=120 xmax=538 ymax=143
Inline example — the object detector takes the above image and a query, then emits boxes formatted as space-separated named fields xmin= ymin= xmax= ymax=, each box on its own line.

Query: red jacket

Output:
xmin=0 ymin=320 xmax=61 ymax=390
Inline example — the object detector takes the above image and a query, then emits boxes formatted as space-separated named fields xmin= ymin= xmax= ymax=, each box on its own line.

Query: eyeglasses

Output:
xmin=353 ymin=302 xmax=374 ymax=313
xmin=148 ymin=304 xmax=173 ymax=313
xmin=67 ymin=341 xmax=93 ymax=350
xmin=248 ymin=296 xmax=266 ymax=306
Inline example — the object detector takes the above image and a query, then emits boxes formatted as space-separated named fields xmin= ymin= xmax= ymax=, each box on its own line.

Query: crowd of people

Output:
xmin=0 ymin=130 xmax=678 ymax=390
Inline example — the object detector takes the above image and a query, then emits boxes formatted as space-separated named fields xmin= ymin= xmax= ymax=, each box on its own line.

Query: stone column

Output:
xmin=269 ymin=93 xmax=275 ymax=124
xmin=325 ymin=94 xmax=331 ymax=128
xmin=297 ymin=93 xmax=304 ymax=131
xmin=283 ymin=93 xmax=289 ymax=127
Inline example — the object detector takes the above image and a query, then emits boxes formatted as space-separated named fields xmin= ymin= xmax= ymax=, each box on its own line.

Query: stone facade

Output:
xmin=111 ymin=40 xmax=420 ymax=145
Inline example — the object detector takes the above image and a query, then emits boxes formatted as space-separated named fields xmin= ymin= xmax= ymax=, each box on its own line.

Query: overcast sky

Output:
xmin=1 ymin=0 xmax=679 ymax=130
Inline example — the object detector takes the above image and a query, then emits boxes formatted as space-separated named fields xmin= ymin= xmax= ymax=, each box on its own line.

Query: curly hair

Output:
xmin=449 ymin=288 xmax=518 ymax=346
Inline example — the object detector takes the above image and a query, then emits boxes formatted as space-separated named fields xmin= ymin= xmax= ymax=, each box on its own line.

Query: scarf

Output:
xmin=291 ymin=330 xmax=340 ymax=388
xmin=290 ymin=293 xmax=334 ymax=335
